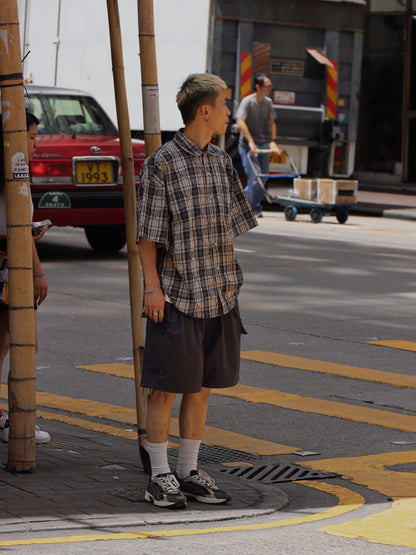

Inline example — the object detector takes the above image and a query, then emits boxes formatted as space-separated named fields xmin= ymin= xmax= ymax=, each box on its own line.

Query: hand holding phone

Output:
xmin=32 ymin=219 xmax=52 ymax=237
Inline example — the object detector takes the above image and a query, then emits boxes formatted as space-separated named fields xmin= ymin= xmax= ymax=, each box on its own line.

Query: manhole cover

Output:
xmin=219 ymin=463 xmax=338 ymax=484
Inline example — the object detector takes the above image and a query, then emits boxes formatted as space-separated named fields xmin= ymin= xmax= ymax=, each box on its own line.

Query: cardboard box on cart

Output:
xmin=294 ymin=178 xmax=317 ymax=200
xmin=317 ymin=179 xmax=358 ymax=204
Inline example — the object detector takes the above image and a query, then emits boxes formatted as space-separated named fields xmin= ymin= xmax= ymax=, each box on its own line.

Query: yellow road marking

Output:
xmin=367 ymin=340 xmax=416 ymax=353
xmin=300 ymin=451 xmax=416 ymax=549
xmin=78 ymin=362 xmax=416 ymax=433
xmin=0 ymin=404 xmax=178 ymax=448
xmin=241 ymin=350 xmax=416 ymax=389
xmin=320 ymin=498 xmax=416 ymax=549
xmin=213 ymin=384 xmax=416 ymax=433
xmin=77 ymin=363 xmax=135 ymax=378
xmin=35 ymin=409 xmax=140 ymax=440
xmin=0 ymin=481 xmax=364 ymax=546
xmin=301 ymin=451 xmax=416 ymax=499
xmin=0 ymin=386 xmax=296 ymax=456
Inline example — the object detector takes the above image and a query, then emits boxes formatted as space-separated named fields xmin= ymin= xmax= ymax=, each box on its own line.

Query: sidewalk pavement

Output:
xmin=0 ymin=419 xmax=289 ymax=535
xmin=353 ymin=185 xmax=416 ymax=220
xmin=266 ymin=183 xmax=416 ymax=220
xmin=1 ymin=184 xmax=414 ymax=537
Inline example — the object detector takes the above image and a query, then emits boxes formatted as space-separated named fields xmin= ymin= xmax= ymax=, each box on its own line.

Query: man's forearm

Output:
xmin=138 ymin=237 xmax=160 ymax=290
xmin=138 ymin=237 xmax=165 ymax=322
xmin=237 ymin=118 xmax=254 ymax=145
xmin=269 ymin=120 xmax=277 ymax=141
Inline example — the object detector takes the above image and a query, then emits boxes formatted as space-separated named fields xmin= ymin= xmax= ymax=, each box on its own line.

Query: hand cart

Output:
xmin=247 ymin=149 xmax=300 ymax=205
xmin=276 ymin=195 xmax=351 ymax=224
xmin=248 ymin=149 xmax=352 ymax=224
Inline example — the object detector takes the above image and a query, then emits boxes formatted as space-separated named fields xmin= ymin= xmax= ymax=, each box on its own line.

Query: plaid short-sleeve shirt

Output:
xmin=137 ymin=130 xmax=257 ymax=318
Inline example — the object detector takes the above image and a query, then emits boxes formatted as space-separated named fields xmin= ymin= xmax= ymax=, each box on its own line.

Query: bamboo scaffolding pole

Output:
xmin=135 ymin=0 xmax=162 ymax=471
xmin=0 ymin=0 xmax=36 ymax=471
xmin=138 ymin=0 xmax=162 ymax=156
xmin=106 ymin=0 xmax=150 ymax=472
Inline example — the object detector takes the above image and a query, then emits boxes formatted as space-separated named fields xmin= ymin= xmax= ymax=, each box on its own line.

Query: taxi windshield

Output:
xmin=27 ymin=94 xmax=118 ymax=136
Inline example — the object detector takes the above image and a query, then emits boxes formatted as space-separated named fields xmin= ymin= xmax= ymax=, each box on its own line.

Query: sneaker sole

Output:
xmin=182 ymin=492 xmax=230 ymax=504
xmin=145 ymin=490 xmax=187 ymax=509
xmin=1 ymin=433 xmax=51 ymax=444
xmin=35 ymin=437 xmax=51 ymax=444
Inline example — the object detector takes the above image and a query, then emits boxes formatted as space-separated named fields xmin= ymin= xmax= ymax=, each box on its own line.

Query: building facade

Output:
xmin=356 ymin=0 xmax=416 ymax=185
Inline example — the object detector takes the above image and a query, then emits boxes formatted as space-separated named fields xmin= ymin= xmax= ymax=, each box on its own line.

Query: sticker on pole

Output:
xmin=11 ymin=152 xmax=29 ymax=179
xmin=142 ymin=85 xmax=161 ymax=134
xmin=38 ymin=192 xmax=71 ymax=208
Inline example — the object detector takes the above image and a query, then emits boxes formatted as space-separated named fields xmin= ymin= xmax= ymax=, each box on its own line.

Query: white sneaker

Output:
xmin=0 ymin=411 xmax=50 ymax=444
xmin=0 ymin=411 xmax=9 ymax=442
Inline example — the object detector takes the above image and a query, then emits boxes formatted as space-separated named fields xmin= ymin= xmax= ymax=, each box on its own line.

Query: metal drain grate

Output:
xmin=219 ymin=463 xmax=338 ymax=484
xmin=41 ymin=438 xmax=96 ymax=450
xmin=169 ymin=444 xmax=257 ymax=464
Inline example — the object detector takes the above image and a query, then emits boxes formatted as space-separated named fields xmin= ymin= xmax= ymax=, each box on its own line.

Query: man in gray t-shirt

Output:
xmin=236 ymin=74 xmax=282 ymax=216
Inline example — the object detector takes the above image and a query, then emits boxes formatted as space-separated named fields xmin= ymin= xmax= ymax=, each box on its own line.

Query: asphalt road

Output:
xmin=2 ymin=211 xmax=416 ymax=552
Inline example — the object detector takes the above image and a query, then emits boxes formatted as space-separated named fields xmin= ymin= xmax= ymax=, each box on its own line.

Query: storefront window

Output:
xmin=356 ymin=15 xmax=404 ymax=173
xmin=369 ymin=0 xmax=406 ymax=11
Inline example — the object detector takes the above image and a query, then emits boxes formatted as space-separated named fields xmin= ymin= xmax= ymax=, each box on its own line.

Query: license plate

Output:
xmin=75 ymin=160 xmax=114 ymax=185
xmin=269 ymin=151 xmax=287 ymax=165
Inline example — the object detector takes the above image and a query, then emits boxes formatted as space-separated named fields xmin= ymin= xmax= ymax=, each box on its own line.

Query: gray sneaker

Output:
xmin=145 ymin=473 xmax=187 ymax=509
xmin=178 ymin=469 xmax=231 ymax=504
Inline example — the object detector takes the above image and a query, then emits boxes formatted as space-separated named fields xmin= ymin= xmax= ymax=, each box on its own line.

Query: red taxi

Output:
xmin=26 ymin=85 xmax=146 ymax=251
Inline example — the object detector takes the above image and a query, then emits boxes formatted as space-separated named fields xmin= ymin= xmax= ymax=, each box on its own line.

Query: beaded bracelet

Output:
xmin=144 ymin=285 xmax=161 ymax=294
xmin=33 ymin=273 xmax=44 ymax=277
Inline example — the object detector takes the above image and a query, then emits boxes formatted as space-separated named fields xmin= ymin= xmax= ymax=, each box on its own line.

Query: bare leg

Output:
xmin=34 ymin=311 xmax=39 ymax=353
xmin=146 ymin=389 xmax=177 ymax=443
xmin=179 ymin=387 xmax=211 ymax=439
xmin=0 ymin=311 xmax=9 ymax=399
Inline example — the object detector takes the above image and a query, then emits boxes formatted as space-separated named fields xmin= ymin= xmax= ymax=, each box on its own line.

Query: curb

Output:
xmin=0 ymin=480 xmax=289 ymax=535
xmin=382 ymin=208 xmax=416 ymax=221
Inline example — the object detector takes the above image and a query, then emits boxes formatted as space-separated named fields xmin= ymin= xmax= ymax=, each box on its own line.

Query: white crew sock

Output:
xmin=147 ymin=440 xmax=171 ymax=480
xmin=176 ymin=437 xmax=201 ymax=479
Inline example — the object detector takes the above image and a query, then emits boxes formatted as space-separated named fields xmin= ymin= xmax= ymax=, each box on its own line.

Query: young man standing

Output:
xmin=136 ymin=73 xmax=257 ymax=509
xmin=236 ymin=73 xmax=282 ymax=217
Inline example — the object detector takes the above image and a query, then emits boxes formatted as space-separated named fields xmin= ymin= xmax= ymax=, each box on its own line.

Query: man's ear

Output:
xmin=199 ymin=104 xmax=210 ymax=120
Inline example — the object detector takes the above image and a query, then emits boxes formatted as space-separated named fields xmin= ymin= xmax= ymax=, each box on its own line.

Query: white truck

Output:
xmin=18 ymin=0 xmax=211 ymax=133
xmin=18 ymin=0 xmax=365 ymax=178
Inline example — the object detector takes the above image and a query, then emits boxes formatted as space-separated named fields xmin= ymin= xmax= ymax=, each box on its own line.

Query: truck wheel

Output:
xmin=336 ymin=208 xmax=349 ymax=224
xmin=310 ymin=208 xmax=323 ymax=223
xmin=284 ymin=205 xmax=297 ymax=221
xmin=84 ymin=225 xmax=126 ymax=252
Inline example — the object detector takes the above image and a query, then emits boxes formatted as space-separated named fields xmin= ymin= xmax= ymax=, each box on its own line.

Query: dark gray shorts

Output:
xmin=141 ymin=302 xmax=246 ymax=394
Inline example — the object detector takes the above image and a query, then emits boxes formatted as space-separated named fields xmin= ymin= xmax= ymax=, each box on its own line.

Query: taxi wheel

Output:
xmin=84 ymin=225 xmax=126 ymax=252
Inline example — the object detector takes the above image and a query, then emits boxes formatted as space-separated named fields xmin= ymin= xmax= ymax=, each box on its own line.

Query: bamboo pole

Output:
xmin=106 ymin=0 xmax=150 ymax=472
xmin=0 ymin=0 xmax=36 ymax=471
xmin=138 ymin=0 xmax=162 ymax=156
xmin=136 ymin=0 xmax=162 ymax=471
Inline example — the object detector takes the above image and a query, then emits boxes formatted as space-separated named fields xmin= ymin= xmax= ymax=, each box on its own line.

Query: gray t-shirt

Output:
xmin=236 ymin=94 xmax=276 ymax=147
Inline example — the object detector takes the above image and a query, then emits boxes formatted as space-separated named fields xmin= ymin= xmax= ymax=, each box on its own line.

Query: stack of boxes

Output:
xmin=293 ymin=178 xmax=358 ymax=205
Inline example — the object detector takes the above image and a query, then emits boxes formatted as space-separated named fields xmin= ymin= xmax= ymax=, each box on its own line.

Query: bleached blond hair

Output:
xmin=176 ymin=73 xmax=227 ymax=124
